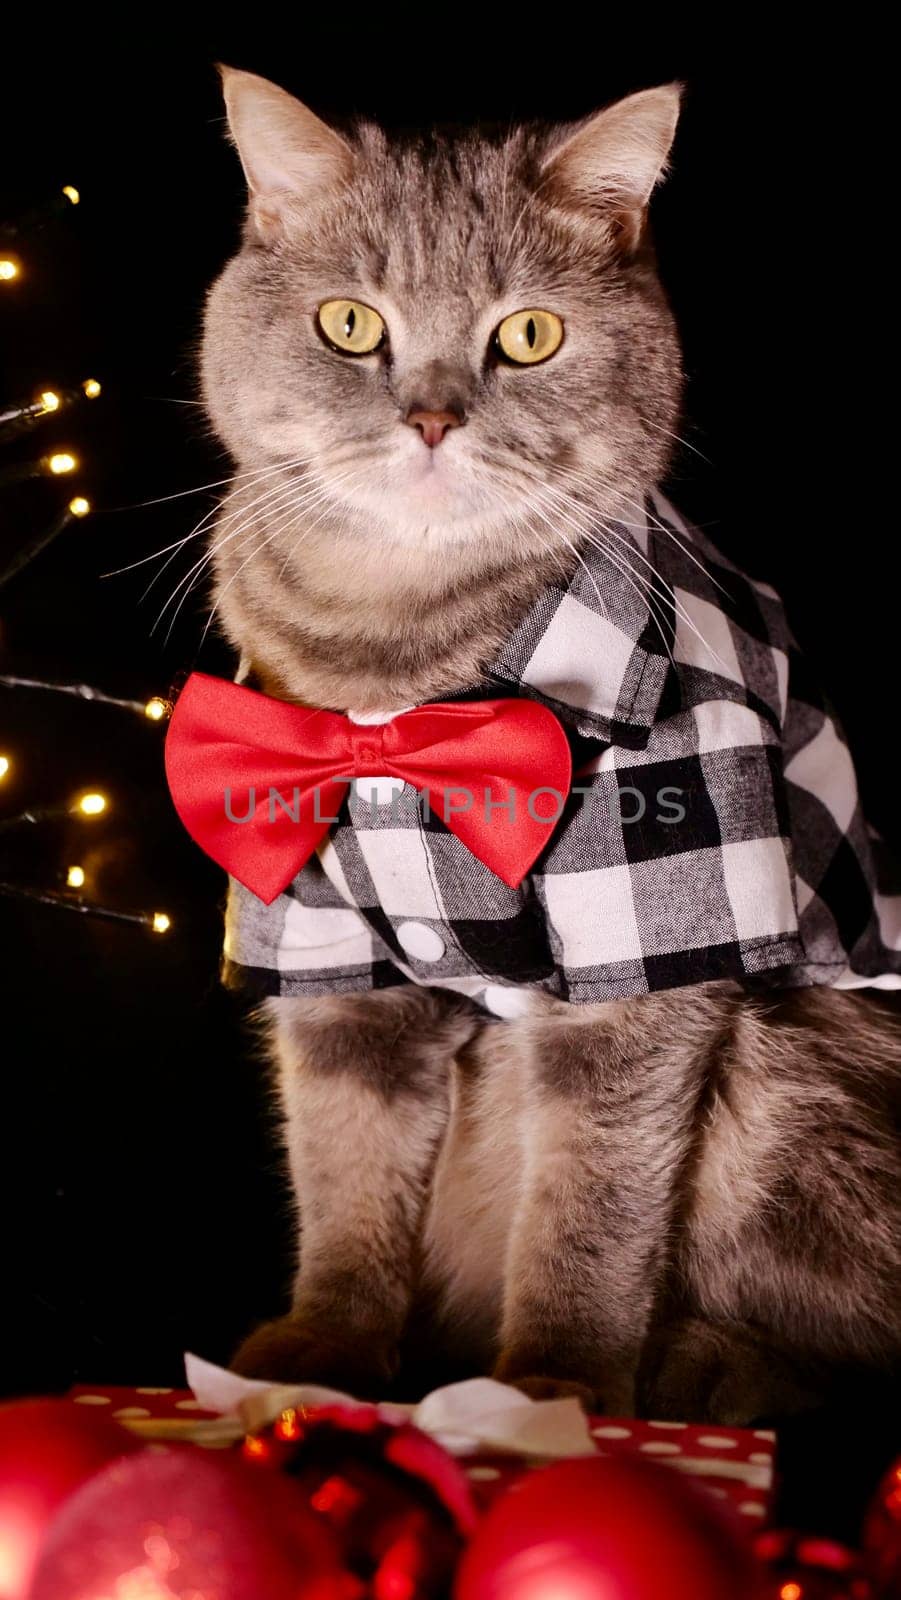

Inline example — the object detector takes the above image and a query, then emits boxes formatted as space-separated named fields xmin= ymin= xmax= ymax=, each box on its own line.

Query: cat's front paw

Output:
xmin=231 ymin=1314 xmax=398 ymax=1394
xmin=491 ymin=1352 xmax=600 ymax=1412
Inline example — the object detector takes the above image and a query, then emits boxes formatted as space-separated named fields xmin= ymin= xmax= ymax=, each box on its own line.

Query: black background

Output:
xmin=1 ymin=16 xmax=896 ymax=1537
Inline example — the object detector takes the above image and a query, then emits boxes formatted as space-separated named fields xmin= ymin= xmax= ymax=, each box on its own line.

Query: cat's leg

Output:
xmin=232 ymin=987 xmax=480 ymax=1389
xmin=491 ymin=990 xmax=725 ymax=1413
xmin=642 ymin=988 xmax=901 ymax=1423
xmin=415 ymin=1020 xmax=523 ymax=1376
xmin=636 ymin=1316 xmax=831 ymax=1423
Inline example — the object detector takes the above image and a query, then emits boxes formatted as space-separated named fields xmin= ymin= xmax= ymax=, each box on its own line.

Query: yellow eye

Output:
xmin=317 ymin=299 xmax=385 ymax=356
xmin=495 ymin=309 xmax=564 ymax=366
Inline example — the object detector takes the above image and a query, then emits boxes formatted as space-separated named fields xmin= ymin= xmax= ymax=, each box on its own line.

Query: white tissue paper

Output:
xmin=184 ymin=1352 xmax=596 ymax=1459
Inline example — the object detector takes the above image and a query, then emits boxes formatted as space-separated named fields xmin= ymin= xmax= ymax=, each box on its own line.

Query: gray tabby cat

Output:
xmin=200 ymin=68 xmax=901 ymax=1420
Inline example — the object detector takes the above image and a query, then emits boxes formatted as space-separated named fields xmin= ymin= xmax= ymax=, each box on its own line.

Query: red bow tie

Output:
xmin=164 ymin=672 xmax=572 ymax=904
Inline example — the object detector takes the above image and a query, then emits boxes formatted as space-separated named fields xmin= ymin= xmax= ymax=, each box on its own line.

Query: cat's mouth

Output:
xmin=401 ymin=438 xmax=464 ymax=499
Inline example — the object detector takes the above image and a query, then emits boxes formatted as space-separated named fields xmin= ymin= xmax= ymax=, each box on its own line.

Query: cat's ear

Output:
xmin=218 ymin=66 xmax=353 ymax=241
xmin=541 ymin=84 xmax=681 ymax=250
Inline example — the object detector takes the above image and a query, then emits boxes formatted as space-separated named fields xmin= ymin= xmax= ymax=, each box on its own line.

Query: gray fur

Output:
xmin=200 ymin=72 xmax=901 ymax=1418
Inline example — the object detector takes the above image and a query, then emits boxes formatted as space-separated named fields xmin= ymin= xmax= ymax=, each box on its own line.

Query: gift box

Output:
xmin=68 ymin=1364 xmax=776 ymax=1530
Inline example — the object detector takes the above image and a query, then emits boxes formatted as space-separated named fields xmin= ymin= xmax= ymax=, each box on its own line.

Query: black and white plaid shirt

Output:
xmin=222 ymin=490 xmax=901 ymax=1017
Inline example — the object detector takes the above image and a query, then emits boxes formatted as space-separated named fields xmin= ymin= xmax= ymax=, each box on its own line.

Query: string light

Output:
xmin=151 ymin=912 xmax=171 ymax=934
xmin=66 ymin=865 xmax=86 ymax=889
xmin=0 ymin=880 xmax=180 ymax=933
xmin=0 ymin=755 xmax=9 ymax=780
xmin=0 ymin=382 xmax=103 ymax=437
xmin=61 ymin=184 xmax=80 ymax=206
xmin=76 ymin=791 xmax=107 ymax=816
xmin=0 ymin=496 xmax=94 ymax=592
xmin=0 ymin=674 xmax=169 ymax=718
xmin=0 ymin=259 xmax=19 ymax=282
xmin=47 ymin=451 xmax=77 ymax=475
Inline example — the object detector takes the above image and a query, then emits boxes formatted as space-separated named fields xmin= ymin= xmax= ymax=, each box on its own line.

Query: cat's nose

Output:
xmin=405 ymin=408 xmax=464 ymax=448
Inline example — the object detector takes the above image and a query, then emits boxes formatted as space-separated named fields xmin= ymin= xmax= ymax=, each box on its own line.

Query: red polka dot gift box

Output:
xmin=67 ymin=1375 xmax=775 ymax=1531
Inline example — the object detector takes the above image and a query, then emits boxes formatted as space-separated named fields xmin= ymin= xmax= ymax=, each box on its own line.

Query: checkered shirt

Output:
xmin=222 ymin=490 xmax=901 ymax=1016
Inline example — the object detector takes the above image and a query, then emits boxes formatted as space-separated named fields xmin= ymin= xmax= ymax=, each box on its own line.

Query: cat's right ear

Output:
xmin=218 ymin=66 xmax=353 ymax=242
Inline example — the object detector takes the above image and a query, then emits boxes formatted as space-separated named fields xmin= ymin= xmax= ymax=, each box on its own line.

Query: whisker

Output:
xmin=531 ymin=478 xmax=729 ymax=672
xmin=548 ymin=462 xmax=731 ymax=602
xmin=608 ymin=483 xmax=731 ymax=599
xmin=101 ymin=457 xmax=310 ymax=579
xmin=638 ymin=415 xmax=712 ymax=465
xmin=527 ymin=483 xmax=676 ymax=661
xmin=153 ymin=470 xmax=345 ymax=637
xmin=515 ymin=489 xmax=608 ymax=617
xmin=111 ymin=453 xmax=312 ymax=515
xmin=198 ymin=469 xmax=369 ymax=649
xmin=139 ymin=471 xmax=316 ymax=605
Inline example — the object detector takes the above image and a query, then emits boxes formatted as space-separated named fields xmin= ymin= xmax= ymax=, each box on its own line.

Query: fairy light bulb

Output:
xmin=0 ymin=259 xmax=19 ymax=282
xmin=151 ymin=912 xmax=171 ymax=934
xmin=39 ymin=390 xmax=61 ymax=413
xmin=68 ymin=496 xmax=91 ymax=517
xmin=82 ymin=378 xmax=101 ymax=399
xmin=0 ymin=755 xmax=9 ymax=780
xmin=62 ymin=184 xmax=80 ymax=205
xmin=48 ymin=452 xmax=77 ymax=475
xmin=144 ymin=697 xmax=168 ymax=721
xmin=67 ymin=865 xmax=86 ymax=888
xmin=77 ymin=792 xmax=107 ymax=816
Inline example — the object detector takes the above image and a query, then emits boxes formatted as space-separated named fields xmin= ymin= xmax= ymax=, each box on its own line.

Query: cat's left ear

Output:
xmin=218 ymin=66 xmax=354 ymax=242
xmin=541 ymin=84 xmax=681 ymax=251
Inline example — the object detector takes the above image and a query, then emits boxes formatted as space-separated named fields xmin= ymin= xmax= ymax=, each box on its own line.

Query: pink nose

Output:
xmin=405 ymin=409 xmax=463 ymax=448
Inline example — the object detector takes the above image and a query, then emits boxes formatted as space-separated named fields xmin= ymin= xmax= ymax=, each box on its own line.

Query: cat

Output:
xmin=196 ymin=67 xmax=901 ymax=1422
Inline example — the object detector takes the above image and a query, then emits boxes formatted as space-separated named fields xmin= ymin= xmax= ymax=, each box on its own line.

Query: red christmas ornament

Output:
xmin=241 ymin=1401 xmax=477 ymax=1599
xmin=28 ymin=1444 xmax=348 ymax=1600
xmin=863 ymin=1454 xmax=901 ymax=1598
xmin=754 ymin=1528 xmax=873 ymax=1598
xmin=454 ymin=1455 xmax=764 ymax=1600
xmin=0 ymin=1397 xmax=140 ymax=1600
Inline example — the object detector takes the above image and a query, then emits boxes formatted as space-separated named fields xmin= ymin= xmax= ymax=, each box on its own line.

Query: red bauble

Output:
xmin=754 ymin=1528 xmax=873 ymax=1598
xmin=242 ymin=1401 xmax=477 ymax=1600
xmin=28 ymin=1445 xmax=348 ymax=1600
xmin=863 ymin=1455 xmax=901 ymax=1598
xmin=0 ymin=1397 xmax=141 ymax=1600
xmin=455 ymin=1455 xmax=764 ymax=1600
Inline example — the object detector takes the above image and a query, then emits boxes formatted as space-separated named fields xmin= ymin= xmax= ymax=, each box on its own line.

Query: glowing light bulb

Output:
xmin=144 ymin=696 xmax=168 ymax=721
xmin=151 ymin=912 xmax=171 ymax=934
xmin=39 ymin=390 xmax=60 ymax=412
xmin=82 ymin=377 xmax=101 ymax=399
xmin=0 ymin=755 xmax=9 ymax=780
xmin=68 ymin=496 xmax=90 ymax=517
xmin=77 ymin=792 xmax=107 ymax=816
xmin=48 ymin=452 xmax=77 ymax=475
xmin=67 ymin=865 xmax=86 ymax=888
xmin=62 ymin=184 xmax=80 ymax=205
xmin=0 ymin=259 xmax=19 ymax=281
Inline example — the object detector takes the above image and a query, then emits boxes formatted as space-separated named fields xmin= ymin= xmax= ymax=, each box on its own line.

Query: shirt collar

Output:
xmin=486 ymin=496 xmax=674 ymax=745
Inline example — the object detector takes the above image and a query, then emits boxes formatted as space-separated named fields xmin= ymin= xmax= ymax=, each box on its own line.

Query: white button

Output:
xmin=396 ymin=922 xmax=445 ymax=962
xmin=483 ymin=985 xmax=534 ymax=1019
xmin=353 ymin=776 xmax=405 ymax=807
